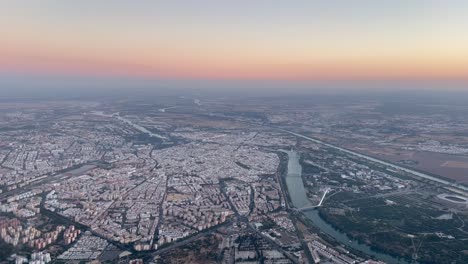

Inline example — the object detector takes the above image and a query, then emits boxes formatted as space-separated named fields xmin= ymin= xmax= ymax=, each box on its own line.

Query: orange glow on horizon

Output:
xmin=1 ymin=27 xmax=468 ymax=82
xmin=1 ymin=46 xmax=468 ymax=81
xmin=2 ymin=1 xmax=468 ymax=82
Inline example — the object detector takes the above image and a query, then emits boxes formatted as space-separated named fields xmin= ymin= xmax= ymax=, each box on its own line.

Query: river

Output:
xmin=90 ymin=111 xmax=167 ymax=140
xmin=282 ymin=150 xmax=409 ymax=264
xmin=282 ymin=130 xmax=467 ymax=193
xmin=115 ymin=114 xmax=166 ymax=140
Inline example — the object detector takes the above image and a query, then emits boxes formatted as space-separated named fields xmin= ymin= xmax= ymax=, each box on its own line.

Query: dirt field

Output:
xmin=347 ymin=145 xmax=468 ymax=185
xmin=441 ymin=161 xmax=468 ymax=169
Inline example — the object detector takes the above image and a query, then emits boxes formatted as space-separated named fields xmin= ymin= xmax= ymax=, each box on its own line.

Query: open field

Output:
xmin=345 ymin=145 xmax=468 ymax=184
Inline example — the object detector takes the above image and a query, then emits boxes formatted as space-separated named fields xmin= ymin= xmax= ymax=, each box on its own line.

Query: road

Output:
xmin=247 ymin=224 xmax=300 ymax=264
xmin=149 ymin=220 xmax=231 ymax=258
xmin=0 ymin=163 xmax=97 ymax=202
xmin=147 ymin=217 xmax=300 ymax=263
xmin=278 ymin=128 xmax=468 ymax=193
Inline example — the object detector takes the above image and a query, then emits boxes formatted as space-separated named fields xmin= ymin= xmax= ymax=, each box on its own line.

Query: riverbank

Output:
xmin=280 ymin=149 xmax=409 ymax=264
xmin=279 ymin=129 xmax=468 ymax=193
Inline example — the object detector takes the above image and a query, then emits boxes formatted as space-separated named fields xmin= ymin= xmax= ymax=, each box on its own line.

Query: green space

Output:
xmin=320 ymin=192 xmax=468 ymax=264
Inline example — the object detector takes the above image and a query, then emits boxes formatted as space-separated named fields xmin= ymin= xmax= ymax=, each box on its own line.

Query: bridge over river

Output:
xmin=296 ymin=188 xmax=330 ymax=212
xmin=282 ymin=149 xmax=409 ymax=264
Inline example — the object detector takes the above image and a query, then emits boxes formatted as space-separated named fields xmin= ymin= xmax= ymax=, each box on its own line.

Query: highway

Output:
xmin=148 ymin=218 xmax=300 ymax=264
xmin=149 ymin=220 xmax=231 ymax=258
xmin=278 ymin=128 xmax=468 ymax=193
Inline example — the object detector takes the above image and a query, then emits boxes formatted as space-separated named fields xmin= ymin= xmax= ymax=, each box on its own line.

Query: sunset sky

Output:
xmin=1 ymin=1 xmax=468 ymax=82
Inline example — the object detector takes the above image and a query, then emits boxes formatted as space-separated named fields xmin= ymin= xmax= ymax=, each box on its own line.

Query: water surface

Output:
xmin=282 ymin=150 xmax=408 ymax=264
